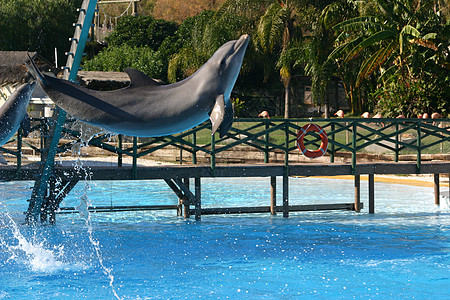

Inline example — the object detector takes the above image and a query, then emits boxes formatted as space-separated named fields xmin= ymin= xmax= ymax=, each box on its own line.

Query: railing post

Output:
xmin=16 ymin=127 xmax=22 ymax=179
xmin=132 ymin=136 xmax=137 ymax=179
xmin=416 ymin=120 xmax=421 ymax=173
xmin=118 ymin=134 xmax=123 ymax=167
xmin=330 ymin=122 xmax=335 ymax=163
xmin=211 ymin=133 xmax=216 ymax=174
xmin=352 ymin=122 xmax=357 ymax=174
xmin=264 ymin=121 xmax=270 ymax=163
xmin=192 ymin=130 xmax=197 ymax=164
xmin=284 ymin=120 xmax=289 ymax=167
xmin=395 ymin=122 xmax=399 ymax=162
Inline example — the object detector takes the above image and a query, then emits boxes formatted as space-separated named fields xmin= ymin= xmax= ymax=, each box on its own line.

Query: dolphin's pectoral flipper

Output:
xmin=210 ymin=95 xmax=225 ymax=135
xmin=218 ymin=100 xmax=234 ymax=138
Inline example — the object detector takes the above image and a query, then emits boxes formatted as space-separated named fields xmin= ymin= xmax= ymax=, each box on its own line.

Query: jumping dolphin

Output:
xmin=28 ymin=34 xmax=250 ymax=137
xmin=0 ymin=82 xmax=36 ymax=146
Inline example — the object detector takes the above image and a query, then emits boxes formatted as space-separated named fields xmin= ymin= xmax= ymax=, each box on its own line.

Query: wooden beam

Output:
xmin=194 ymin=203 xmax=359 ymax=215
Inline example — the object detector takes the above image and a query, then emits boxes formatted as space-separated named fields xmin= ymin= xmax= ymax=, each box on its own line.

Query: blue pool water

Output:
xmin=0 ymin=177 xmax=449 ymax=299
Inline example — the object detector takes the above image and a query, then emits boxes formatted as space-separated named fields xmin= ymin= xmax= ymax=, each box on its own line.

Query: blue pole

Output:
xmin=27 ymin=0 xmax=98 ymax=223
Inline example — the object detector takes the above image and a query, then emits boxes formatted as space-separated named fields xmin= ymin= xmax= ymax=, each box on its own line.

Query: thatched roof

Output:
xmin=0 ymin=51 xmax=52 ymax=85
xmin=77 ymin=71 xmax=130 ymax=90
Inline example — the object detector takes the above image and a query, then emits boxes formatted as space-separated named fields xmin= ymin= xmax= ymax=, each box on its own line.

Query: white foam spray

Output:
xmin=70 ymin=125 xmax=122 ymax=300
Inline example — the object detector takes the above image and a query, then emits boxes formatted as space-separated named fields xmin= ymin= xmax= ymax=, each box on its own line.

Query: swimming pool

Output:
xmin=1 ymin=177 xmax=449 ymax=299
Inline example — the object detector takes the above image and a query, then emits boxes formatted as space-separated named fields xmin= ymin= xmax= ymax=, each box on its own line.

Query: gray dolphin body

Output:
xmin=29 ymin=35 xmax=250 ymax=137
xmin=0 ymin=82 xmax=36 ymax=146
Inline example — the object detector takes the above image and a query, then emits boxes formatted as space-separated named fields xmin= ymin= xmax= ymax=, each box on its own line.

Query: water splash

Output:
xmin=0 ymin=211 xmax=66 ymax=273
xmin=70 ymin=126 xmax=122 ymax=300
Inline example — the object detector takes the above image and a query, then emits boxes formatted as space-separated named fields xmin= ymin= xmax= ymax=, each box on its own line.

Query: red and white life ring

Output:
xmin=296 ymin=124 xmax=328 ymax=158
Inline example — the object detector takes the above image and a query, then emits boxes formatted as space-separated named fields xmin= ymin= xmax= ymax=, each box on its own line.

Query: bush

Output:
xmin=106 ymin=15 xmax=177 ymax=51
xmin=83 ymin=45 xmax=166 ymax=81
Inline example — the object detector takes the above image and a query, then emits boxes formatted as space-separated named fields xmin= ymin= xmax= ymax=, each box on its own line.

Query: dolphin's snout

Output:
xmin=234 ymin=34 xmax=250 ymax=52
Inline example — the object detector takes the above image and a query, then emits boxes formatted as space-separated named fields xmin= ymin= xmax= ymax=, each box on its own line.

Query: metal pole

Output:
xmin=26 ymin=0 xmax=99 ymax=224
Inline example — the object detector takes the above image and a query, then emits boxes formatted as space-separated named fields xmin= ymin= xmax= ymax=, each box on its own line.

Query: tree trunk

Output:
xmin=284 ymin=77 xmax=291 ymax=119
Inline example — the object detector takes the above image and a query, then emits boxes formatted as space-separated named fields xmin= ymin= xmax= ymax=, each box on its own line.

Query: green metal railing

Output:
xmin=1 ymin=117 xmax=448 ymax=177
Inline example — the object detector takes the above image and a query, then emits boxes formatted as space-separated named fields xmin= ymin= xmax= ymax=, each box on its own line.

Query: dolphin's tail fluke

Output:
xmin=26 ymin=54 xmax=46 ymax=87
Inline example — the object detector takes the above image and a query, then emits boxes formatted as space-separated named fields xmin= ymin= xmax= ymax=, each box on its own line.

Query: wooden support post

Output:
xmin=434 ymin=174 xmax=440 ymax=205
xmin=132 ymin=137 xmax=137 ymax=179
xmin=354 ymin=175 xmax=361 ymax=212
xmin=183 ymin=178 xmax=189 ymax=217
xmin=270 ymin=176 xmax=276 ymax=215
xmin=195 ymin=177 xmax=201 ymax=221
xmin=368 ymin=174 xmax=374 ymax=214
xmin=283 ymin=172 xmax=289 ymax=218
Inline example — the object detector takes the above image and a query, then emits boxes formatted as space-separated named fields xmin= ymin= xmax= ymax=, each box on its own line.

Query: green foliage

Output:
xmin=83 ymin=45 xmax=166 ymax=81
xmin=0 ymin=0 xmax=82 ymax=62
xmin=106 ymin=15 xmax=177 ymax=51
xmin=167 ymin=9 xmax=250 ymax=83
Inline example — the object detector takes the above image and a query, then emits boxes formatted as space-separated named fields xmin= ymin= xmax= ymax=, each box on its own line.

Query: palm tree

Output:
xmin=255 ymin=0 xmax=303 ymax=118
xmin=328 ymin=0 xmax=441 ymax=114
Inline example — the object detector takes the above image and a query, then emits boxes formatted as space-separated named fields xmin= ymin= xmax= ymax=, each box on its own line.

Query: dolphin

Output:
xmin=0 ymin=82 xmax=36 ymax=146
xmin=28 ymin=34 xmax=250 ymax=137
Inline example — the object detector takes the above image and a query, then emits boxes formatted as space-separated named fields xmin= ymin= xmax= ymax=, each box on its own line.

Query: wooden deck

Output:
xmin=2 ymin=161 xmax=449 ymax=181
xmin=1 ymin=161 xmax=448 ymax=223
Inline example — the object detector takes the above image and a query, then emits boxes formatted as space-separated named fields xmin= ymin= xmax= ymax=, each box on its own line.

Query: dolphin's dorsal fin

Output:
xmin=124 ymin=68 xmax=162 ymax=87
xmin=210 ymin=94 xmax=225 ymax=135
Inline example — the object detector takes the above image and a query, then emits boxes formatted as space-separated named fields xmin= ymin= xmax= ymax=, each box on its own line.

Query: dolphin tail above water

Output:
xmin=0 ymin=82 xmax=36 ymax=147
xmin=27 ymin=35 xmax=251 ymax=138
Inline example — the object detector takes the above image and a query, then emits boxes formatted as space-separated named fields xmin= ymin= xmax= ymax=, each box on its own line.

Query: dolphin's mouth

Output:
xmin=233 ymin=34 xmax=250 ymax=53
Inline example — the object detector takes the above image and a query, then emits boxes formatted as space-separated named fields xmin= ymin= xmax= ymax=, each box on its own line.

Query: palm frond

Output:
xmin=333 ymin=16 xmax=380 ymax=31
xmin=356 ymin=40 xmax=396 ymax=86
xmin=345 ymin=30 xmax=395 ymax=62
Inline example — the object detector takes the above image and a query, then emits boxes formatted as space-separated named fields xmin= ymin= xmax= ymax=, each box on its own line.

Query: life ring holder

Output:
xmin=296 ymin=123 xmax=328 ymax=158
